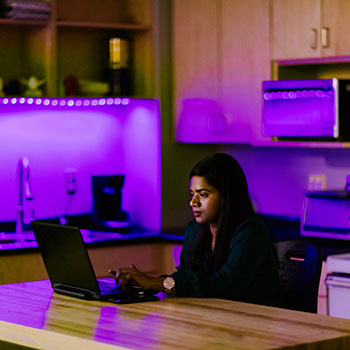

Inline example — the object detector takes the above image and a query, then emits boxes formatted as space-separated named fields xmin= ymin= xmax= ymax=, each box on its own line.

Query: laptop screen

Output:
xmin=31 ymin=221 xmax=101 ymax=295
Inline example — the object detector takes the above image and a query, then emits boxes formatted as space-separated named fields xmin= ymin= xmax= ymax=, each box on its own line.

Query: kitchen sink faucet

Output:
xmin=16 ymin=157 xmax=35 ymax=234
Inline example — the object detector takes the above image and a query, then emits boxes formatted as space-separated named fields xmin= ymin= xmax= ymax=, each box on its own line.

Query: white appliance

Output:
xmin=326 ymin=253 xmax=350 ymax=318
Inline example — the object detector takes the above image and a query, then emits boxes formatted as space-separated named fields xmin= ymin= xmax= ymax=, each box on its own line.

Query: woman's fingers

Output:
xmin=108 ymin=266 xmax=139 ymax=288
xmin=108 ymin=266 xmax=157 ymax=290
xmin=108 ymin=268 xmax=117 ymax=276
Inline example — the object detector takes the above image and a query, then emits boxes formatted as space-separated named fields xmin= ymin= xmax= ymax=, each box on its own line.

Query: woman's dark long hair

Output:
xmin=188 ymin=153 xmax=255 ymax=271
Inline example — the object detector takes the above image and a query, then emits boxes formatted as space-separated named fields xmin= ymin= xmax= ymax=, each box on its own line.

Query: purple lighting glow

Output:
xmin=0 ymin=97 xmax=130 ymax=107
xmin=0 ymin=97 xmax=161 ymax=231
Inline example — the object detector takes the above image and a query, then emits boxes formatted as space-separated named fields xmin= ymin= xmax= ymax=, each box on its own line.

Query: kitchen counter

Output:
xmin=2 ymin=212 xmax=350 ymax=259
xmin=0 ymin=280 xmax=350 ymax=349
xmin=2 ymin=213 xmax=350 ymax=258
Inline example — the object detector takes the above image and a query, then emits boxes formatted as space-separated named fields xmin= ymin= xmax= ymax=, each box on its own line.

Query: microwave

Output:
xmin=262 ymin=78 xmax=350 ymax=139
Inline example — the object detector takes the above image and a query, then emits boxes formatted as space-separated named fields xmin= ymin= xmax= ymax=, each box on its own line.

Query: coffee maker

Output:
xmin=91 ymin=175 xmax=130 ymax=232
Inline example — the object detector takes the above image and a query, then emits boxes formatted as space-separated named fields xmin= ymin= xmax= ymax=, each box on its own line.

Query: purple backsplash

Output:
xmin=0 ymin=97 xmax=161 ymax=230
xmin=225 ymin=145 xmax=350 ymax=218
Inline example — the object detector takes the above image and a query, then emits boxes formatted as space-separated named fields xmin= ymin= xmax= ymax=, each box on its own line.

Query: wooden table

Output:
xmin=0 ymin=280 xmax=350 ymax=349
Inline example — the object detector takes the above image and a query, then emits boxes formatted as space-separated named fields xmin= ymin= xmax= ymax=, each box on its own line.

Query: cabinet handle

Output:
xmin=321 ymin=27 xmax=330 ymax=48
xmin=310 ymin=28 xmax=318 ymax=49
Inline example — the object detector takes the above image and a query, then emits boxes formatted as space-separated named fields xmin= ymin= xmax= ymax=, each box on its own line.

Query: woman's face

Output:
xmin=189 ymin=176 xmax=221 ymax=227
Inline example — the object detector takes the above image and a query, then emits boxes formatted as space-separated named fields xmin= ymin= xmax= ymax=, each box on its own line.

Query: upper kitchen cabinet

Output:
xmin=220 ymin=0 xmax=270 ymax=144
xmin=172 ymin=0 xmax=220 ymax=143
xmin=0 ymin=0 xmax=155 ymax=98
xmin=322 ymin=0 xmax=350 ymax=57
xmin=173 ymin=0 xmax=271 ymax=144
xmin=55 ymin=0 xmax=154 ymax=98
xmin=271 ymin=0 xmax=350 ymax=61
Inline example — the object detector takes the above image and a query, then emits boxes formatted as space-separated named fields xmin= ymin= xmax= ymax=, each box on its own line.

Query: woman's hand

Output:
xmin=108 ymin=265 xmax=164 ymax=291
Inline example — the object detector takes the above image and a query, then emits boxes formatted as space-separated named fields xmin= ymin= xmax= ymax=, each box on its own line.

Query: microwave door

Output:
xmin=262 ymin=78 xmax=339 ymax=138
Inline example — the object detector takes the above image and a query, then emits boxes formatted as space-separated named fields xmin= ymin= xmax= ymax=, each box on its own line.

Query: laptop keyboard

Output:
xmin=98 ymin=279 xmax=122 ymax=294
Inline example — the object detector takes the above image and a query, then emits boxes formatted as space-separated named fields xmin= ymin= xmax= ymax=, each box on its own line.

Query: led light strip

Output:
xmin=0 ymin=97 xmax=131 ymax=106
xmin=264 ymin=90 xmax=334 ymax=101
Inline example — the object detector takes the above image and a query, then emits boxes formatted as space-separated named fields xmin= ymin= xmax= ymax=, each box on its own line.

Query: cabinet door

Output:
xmin=220 ymin=0 xmax=271 ymax=144
xmin=173 ymin=0 xmax=220 ymax=143
xmin=271 ymin=0 xmax=321 ymax=60
xmin=322 ymin=0 xmax=350 ymax=57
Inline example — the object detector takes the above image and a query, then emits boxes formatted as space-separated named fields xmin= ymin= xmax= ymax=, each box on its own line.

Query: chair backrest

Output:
xmin=274 ymin=239 xmax=322 ymax=313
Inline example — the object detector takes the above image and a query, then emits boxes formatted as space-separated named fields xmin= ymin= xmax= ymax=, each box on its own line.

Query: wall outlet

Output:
xmin=64 ymin=168 xmax=77 ymax=195
xmin=308 ymin=174 xmax=326 ymax=191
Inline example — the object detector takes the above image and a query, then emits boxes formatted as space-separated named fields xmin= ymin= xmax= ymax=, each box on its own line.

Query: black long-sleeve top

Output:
xmin=171 ymin=217 xmax=284 ymax=308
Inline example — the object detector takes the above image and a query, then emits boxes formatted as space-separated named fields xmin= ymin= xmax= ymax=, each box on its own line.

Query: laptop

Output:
xmin=31 ymin=220 xmax=158 ymax=303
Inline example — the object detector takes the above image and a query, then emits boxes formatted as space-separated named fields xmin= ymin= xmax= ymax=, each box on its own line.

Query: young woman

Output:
xmin=110 ymin=153 xmax=284 ymax=307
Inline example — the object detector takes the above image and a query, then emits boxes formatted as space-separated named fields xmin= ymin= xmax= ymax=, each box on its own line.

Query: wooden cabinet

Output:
xmin=0 ymin=242 xmax=183 ymax=284
xmin=0 ymin=0 xmax=154 ymax=98
xmin=271 ymin=0 xmax=320 ymax=60
xmin=173 ymin=0 xmax=220 ymax=143
xmin=322 ymin=0 xmax=350 ymax=57
xmin=89 ymin=242 xmax=182 ymax=278
xmin=317 ymin=261 xmax=328 ymax=316
xmin=220 ymin=0 xmax=270 ymax=144
xmin=173 ymin=0 xmax=271 ymax=144
xmin=272 ymin=0 xmax=350 ymax=60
